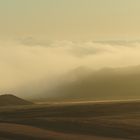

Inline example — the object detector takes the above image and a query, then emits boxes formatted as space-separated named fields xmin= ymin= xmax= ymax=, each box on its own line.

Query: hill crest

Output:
xmin=0 ymin=94 xmax=33 ymax=106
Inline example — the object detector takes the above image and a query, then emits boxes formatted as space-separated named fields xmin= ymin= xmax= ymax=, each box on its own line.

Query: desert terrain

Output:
xmin=0 ymin=99 xmax=140 ymax=140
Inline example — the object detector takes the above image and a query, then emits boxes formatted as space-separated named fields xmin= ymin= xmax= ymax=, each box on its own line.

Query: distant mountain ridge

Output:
xmin=42 ymin=65 xmax=140 ymax=101
xmin=0 ymin=94 xmax=33 ymax=106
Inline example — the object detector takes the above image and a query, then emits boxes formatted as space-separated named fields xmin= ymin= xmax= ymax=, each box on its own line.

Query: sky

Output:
xmin=0 ymin=0 xmax=140 ymax=40
xmin=1 ymin=0 xmax=140 ymax=97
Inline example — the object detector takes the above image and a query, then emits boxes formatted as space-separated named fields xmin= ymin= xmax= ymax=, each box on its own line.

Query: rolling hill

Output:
xmin=0 ymin=94 xmax=33 ymax=106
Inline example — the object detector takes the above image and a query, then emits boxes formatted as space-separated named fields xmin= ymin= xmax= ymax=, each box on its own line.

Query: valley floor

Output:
xmin=0 ymin=100 xmax=140 ymax=139
xmin=0 ymin=123 xmax=127 ymax=140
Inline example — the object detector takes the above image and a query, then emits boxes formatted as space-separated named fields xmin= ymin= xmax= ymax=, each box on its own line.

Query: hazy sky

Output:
xmin=0 ymin=0 xmax=140 ymax=40
xmin=1 ymin=0 xmax=140 ymax=97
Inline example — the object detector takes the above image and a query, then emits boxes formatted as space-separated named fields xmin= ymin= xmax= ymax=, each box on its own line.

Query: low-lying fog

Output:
xmin=1 ymin=39 xmax=140 ymax=100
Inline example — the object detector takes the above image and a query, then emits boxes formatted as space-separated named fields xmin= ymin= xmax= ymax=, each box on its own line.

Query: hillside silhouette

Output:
xmin=0 ymin=94 xmax=33 ymax=106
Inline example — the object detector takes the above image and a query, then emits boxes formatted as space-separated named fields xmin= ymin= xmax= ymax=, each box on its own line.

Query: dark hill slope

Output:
xmin=0 ymin=94 xmax=33 ymax=106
